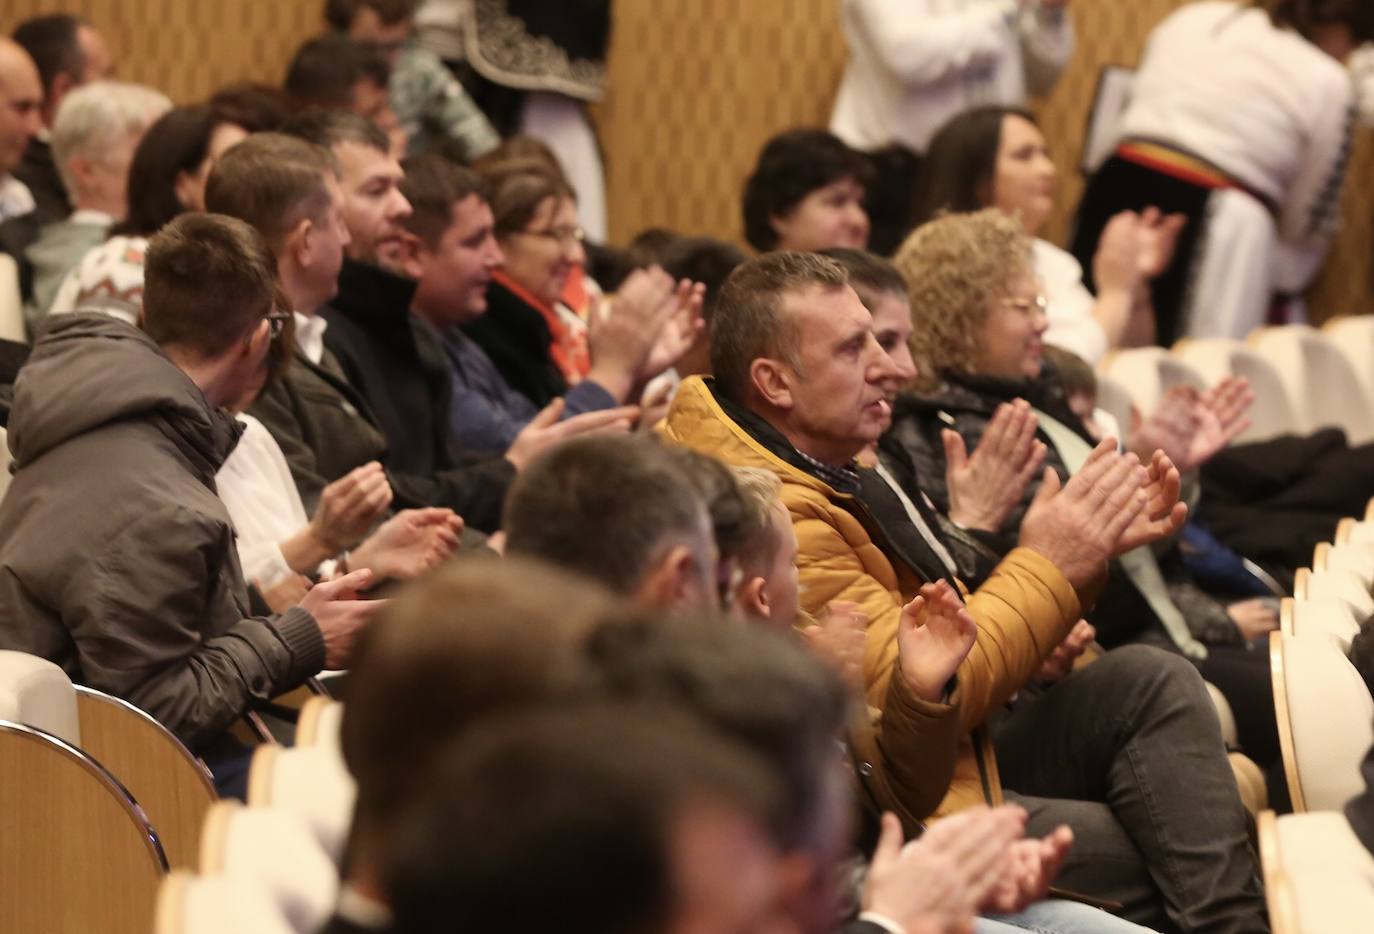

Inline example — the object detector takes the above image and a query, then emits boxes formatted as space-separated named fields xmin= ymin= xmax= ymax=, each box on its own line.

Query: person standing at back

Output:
xmin=830 ymin=0 xmax=1073 ymax=254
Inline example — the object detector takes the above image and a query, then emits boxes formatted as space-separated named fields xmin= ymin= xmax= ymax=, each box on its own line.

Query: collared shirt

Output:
xmin=0 ymin=175 xmax=35 ymax=224
xmin=293 ymin=311 xmax=329 ymax=365
xmin=797 ymin=449 xmax=863 ymax=496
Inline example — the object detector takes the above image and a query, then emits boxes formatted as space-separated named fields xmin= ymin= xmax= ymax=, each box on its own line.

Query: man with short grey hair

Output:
xmin=10 ymin=14 xmax=114 ymax=225
xmin=664 ymin=251 xmax=1268 ymax=931
xmin=27 ymin=80 xmax=169 ymax=319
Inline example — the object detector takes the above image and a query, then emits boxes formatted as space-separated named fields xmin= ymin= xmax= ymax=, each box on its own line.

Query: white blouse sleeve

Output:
xmin=1276 ymin=66 xmax=1354 ymax=257
xmin=1034 ymin=239 xmax=1109 ymax=365
xmin=845 ymin=0 xmax=1019 ymax=86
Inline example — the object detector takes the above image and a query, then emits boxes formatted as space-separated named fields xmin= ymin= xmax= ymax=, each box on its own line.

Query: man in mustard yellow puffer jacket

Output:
xmin=663 ymin=251 xmax=1269 ymax=934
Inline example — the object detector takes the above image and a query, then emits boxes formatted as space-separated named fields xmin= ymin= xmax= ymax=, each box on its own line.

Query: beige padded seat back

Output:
xmin=0 ymin=254 xmax=24 ymax=344
xmin=0 ymin=425 xmax=12 ymax=505
xmin=1093 ymin=374 xmax=1135 ymax=446
xmin=1250 ymin=325 xmax=1374 ymax=443
xmin=1303 ymin=568 xmax=1374 ymax=619
xmin=1272 ymin=632 xmax=1374 ymax=812
xmin=1173 ymin=338 xmax=1301 ymax=442
xmin=294 ymin=697 xmax=343 ymax=750
xmin=198 ymin=802 xmax=338 ymax=934
xmin=1323 ymin=315 xmax=1374 ymax=418
xmin=155 ymin=872 xmax=297 ymax=934
xmin=247 ymin=744 xmax=355 ymax=864
xmin=1099 ymin=347 xmax=1171 ymax=416
xmin=1285 ymin=597 xmax=1360 ymax=650
xmin=0 ymin=649 xmax=80 ymax=744
xmin=1316 ymin=542 xmax=1374 ymax=590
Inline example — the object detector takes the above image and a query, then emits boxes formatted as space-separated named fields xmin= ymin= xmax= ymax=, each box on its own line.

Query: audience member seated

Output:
xmin=662 ymin=250 xmax=1267 ymax=931
xmin=250 ymin=114 xmax=615 ymax=529
xmin=886 ymin=210 xmax=1282 ymax=779
xmin=1043 ymin=343 xmax=1280 ymax=617
xmin=829 ymin=0 xmax=1073 ymax=255
xmin=505 ymin=435 xmax=726 ymax=610
xmin=0 ymin=38 xmax=42 ymax=227
xmin=911 ymin=106 xmax=1184 ymax=365
xmin=742 ymin=129 xmax=871 ymax=255
xmin=209 ymin=80 xmax=292 ymax=134
xmin=501 ymin=435 xmax=1074 ymax=920
xmin=472 ymin=135 xmax=612 ymax=318
xmin=216 ymin=320 xmax=463 ymax=610
xmin=9 ymin=15 xmax=112 ymax=226
xmin=464 ymin=157 xmax=640 ymax=403
xmin=324 ymin=0 xmax=499 ymax=161
xmin=285 ymin=34 xmax=404 ymax=157
xmin=658 ymin=235 xmax=749 ymax=378
xmin=209 ymin=123 xmax=560 ymax=533
xmin=44 ymin=103 xmax=249 ymax=323
xmin=385 ymin=705 xmax=787 ymax=934
xmin=395 ymin=152 xmax=640 ymax=453
xmin=0 ymin=213 xmax=378 ymax=793
xmin=26 ymin=80 xmax=169 ymax=321
xmin=588 ymin=612 xmax=1158 ymax=934
xmin=325 ymin=557 xmax=624 ymax=932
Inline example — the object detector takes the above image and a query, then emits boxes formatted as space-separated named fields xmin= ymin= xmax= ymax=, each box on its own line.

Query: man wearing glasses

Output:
xmin=0 ymin=213 xmax=381 ymax=796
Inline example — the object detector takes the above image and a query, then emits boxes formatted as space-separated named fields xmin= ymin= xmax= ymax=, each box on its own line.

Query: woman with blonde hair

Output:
xmin=885 ymin=209 xmax=1281 ymax=795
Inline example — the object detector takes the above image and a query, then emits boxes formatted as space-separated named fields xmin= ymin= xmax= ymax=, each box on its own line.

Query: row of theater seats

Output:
xmin=1260 ymin=514 xmax=1374 ymax=933
xmin=0 ymin=648 xmax=349 ymax=933
xmin=1099 ymin=318 xmax=1374 ymax=447
xmin=1099 ymin=321 xmax=1374 ymax=932
xmin=155 ymin=697 xmax=355 ymax=934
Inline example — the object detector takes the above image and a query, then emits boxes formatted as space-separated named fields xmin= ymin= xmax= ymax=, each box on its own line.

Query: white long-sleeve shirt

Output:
xmin=217 ymin=413 xmax=336 ymax=588
xmin=1033 ymin=238 xmax=1108 ymax=365
xmin=830 ymin=0 xmax=1074 ymax=153
xmin=1115 ymin=1 xmax=1354 ymax=260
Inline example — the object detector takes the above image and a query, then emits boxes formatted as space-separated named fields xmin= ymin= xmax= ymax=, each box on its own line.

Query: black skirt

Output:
xmin=1069 ymin=154 xmax=1215 ymax=346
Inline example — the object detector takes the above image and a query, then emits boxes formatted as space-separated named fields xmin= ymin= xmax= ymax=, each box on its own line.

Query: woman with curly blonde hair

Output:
xmin=885 ymin=208 xmax=1283 ymax=794
xmin=895 ymin=209 xmax=1038 ymax=390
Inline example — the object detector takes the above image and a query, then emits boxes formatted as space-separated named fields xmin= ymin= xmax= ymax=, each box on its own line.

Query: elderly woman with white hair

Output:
xmin=25 ymin=79 xmax=169 ymax=320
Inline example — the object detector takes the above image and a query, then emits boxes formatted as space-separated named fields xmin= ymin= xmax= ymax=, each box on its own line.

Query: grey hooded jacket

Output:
xmin=0 ymin=314 xmax=325 ymax=750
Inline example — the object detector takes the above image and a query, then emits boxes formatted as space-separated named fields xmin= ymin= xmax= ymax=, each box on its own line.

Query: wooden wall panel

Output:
xmin=2 ymin=0 xmax=1369 ymax=319
xmin=599 ymin=0 xmax=1374 ymax=322
xmin=1 ymin=0 xmax=320 ymax=105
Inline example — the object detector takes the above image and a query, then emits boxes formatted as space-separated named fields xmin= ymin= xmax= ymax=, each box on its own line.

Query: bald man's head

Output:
xmin=0 ymin=39 xmax=43 ymax=176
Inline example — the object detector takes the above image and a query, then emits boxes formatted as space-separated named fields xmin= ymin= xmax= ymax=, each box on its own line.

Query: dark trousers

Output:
xmin=994 ymin=646 xmax=1269 ymax=934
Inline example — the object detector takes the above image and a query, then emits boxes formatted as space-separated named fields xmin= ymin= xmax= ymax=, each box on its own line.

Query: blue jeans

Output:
xmin=978 ymin=899 xmax=1159 ymax=933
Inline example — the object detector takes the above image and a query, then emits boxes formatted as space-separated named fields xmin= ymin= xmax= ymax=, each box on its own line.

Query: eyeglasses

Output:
xmin=1002 ymin=294 xmax=1049 ymax=317
xmin=521 ymin=225 xmax=585 ymax=247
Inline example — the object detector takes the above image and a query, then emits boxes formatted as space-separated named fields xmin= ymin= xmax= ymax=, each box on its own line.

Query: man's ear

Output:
xmin=634 ymin=545 xmax=701 ymax=611
xmin=284 ymin=217 xmax=314 ymax=269
xmin=393 ymin=230 xmax=425 ymax=281
xmin=65 ymin=154 xmax=93 ymax=193
xmin=768 ymin=210 xmax=793 ymax=248
xmin=750 ymin=357 xmax=794 ymax=411
xmin=735 ymin=575 xmax=771 ymax=623
xmin=48 ymin=73 xmax=75 ymax=116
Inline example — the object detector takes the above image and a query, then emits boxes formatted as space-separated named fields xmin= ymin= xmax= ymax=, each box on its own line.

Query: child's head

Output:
xmin=1042 ymin=344 xmax=1098 ymax=424
xmin=729 ymin=467 xmax=800 ymax=629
